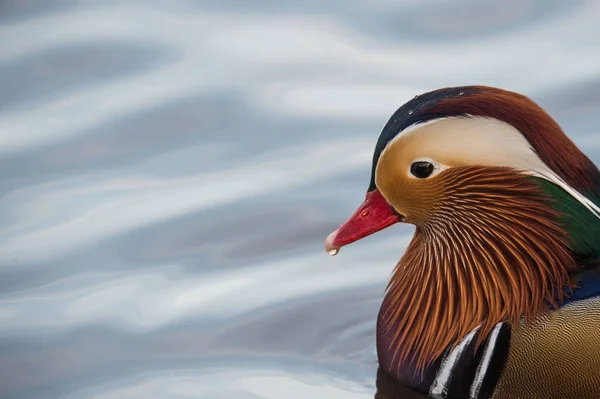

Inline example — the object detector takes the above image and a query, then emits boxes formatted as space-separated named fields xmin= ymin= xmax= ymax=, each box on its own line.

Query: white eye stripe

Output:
xmin=380 ymin=116 xmax=600 ymax=223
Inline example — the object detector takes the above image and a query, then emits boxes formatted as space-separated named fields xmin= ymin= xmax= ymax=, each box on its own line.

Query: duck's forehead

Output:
xmin=373 ymin=87 xmax=478 ymax=150
xmin=380 ymin=116 xmax=540 ymax=169
xmin=367 ymin=86 xmax=480 ymax=191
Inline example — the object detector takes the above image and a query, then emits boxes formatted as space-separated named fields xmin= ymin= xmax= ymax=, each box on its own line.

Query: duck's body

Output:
xmin=493 ymin=286 xmax=600 ymax=398
xmin=325 ymin=86 xmax=600 ymax=398
xmin=377 ymin=266 xmax=600 ymax=398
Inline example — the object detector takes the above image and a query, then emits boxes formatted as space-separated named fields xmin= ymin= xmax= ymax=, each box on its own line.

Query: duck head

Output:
xmin=325 ymin=86 xmax=600 ymax=374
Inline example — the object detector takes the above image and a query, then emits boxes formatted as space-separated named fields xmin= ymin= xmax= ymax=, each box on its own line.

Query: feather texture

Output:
xmin=379 ymin=166 xmax=577 ymax=375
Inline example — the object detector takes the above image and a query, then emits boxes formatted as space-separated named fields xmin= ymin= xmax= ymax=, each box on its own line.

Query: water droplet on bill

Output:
xmin=328 ymin=249 xmax=339 ymax=256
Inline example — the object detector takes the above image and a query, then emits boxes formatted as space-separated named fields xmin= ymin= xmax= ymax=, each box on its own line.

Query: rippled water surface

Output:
xmin=2 ymin=1 xmax=600 ymax=398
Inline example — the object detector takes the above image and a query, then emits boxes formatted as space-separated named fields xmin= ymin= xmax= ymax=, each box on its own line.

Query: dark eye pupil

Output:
xmin=410 ymin=161 xmax=434 ymax=178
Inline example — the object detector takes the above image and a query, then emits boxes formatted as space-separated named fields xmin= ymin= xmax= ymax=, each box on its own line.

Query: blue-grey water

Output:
xmin=1 ymin=1 xmax=600 ymax=398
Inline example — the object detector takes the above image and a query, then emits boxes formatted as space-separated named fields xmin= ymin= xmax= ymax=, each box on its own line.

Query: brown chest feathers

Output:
xmin=379 ymin=166 xmax=578 ymax=375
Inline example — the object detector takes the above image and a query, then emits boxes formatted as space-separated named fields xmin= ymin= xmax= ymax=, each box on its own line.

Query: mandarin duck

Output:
xmin=325 ymin=86 xmax=600 ymax=399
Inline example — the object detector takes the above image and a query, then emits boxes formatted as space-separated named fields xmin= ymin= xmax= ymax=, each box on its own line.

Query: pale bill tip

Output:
xmin=325 ymin=229 xmax=340 ymax=256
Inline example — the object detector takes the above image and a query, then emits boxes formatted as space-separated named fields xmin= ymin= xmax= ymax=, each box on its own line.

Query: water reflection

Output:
xmin=1 ymin=0 xmax=600 ymax=398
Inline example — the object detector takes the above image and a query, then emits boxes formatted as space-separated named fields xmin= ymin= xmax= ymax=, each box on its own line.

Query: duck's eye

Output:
xmin=410 ymin=161 xmax=434 ymax=178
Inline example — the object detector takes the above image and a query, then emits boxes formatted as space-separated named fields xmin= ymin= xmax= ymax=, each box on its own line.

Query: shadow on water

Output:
xmin=375 ymin=368 xmax=426 ymax=399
